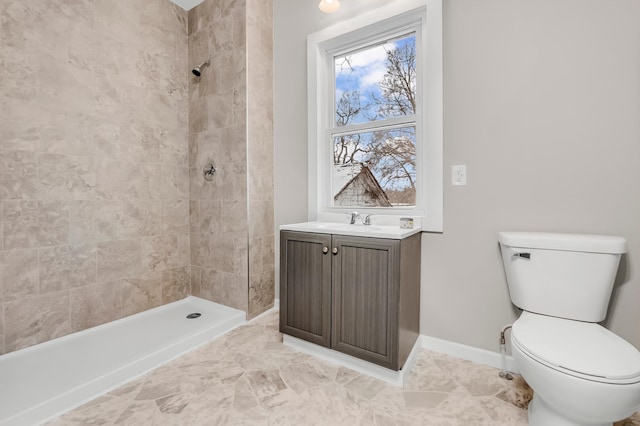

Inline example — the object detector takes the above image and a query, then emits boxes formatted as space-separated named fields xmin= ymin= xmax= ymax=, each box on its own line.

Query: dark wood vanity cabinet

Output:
xmin=279 ymin=230 xmax=421 ymax=371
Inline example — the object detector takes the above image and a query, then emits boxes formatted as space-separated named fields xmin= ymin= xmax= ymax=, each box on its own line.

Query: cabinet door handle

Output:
xmin=322 ymin=246 xmax=329 ymax=254
xmin=332 ymin=247 xmax=338 ymax=255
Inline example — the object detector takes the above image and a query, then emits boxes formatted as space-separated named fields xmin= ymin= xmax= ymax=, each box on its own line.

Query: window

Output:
xmin=332 ymin=32 xmax=418 ymax=208
xmin=308 ymin=0 xmax=443 ymax=231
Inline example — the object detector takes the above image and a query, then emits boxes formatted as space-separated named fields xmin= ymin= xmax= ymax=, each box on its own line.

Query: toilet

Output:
xmin=499 ymin=232 xmax=640 ymax=426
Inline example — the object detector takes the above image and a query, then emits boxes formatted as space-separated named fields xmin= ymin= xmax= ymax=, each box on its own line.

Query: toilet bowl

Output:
xmin=512 ymin=312 xmax=640 ymax=426
xmin=498 ymin=232 xmax=640 ymax=426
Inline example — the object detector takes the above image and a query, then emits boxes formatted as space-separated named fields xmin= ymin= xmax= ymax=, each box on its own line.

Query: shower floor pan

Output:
xmin=0 ymin=296 xmax=245 ymax=426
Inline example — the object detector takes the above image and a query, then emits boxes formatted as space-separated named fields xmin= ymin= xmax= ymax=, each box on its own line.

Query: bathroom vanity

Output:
xmin=279 ymin=222 xmax=421 ymax=371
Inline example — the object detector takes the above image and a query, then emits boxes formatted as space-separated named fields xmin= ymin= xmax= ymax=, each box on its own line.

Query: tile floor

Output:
xmin=47 ymin=311 xmax=640 ymax=425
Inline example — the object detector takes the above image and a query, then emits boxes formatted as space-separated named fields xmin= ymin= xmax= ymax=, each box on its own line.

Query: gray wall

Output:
xmin=274 ymin=0 xmax=640 ymax=352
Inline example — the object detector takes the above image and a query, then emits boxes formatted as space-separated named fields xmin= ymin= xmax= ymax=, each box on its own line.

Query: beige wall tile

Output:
xmin=190 ymin=265 xmax=202 ymax=297
xmin=3 ymin=200 xmax=69 ymax=249
xmin=0 ymin=47 xmax=37 ymax=101
xmin=0 ymin=0 xmax=189 ymax=353
xmin=0 ymin=150 xmax=38 ymax=200
xmin=39 ymin=243 xmax=97 ymax=293
xmin=248 ymin=199 xmax=274 ymax=239
xmin=1 ymin=249 xmax=39 ymax=301
xmin=121 ymin=271 xmax=163 ymax=317
xmin=70 ymin=282 xmax=122 ymax=332
xmin=199 ymin=268 xmax=247 ymax=312
xmin=0 ymin=304 xmax=4 ymax=355
xmin=37 ymin=153 xmax=96 ymax=200
xmin=97 ymin=239 xmax=142 ymax=283
xmin=162 ymin=200 xmax=190 ymax=234
xmin=198 ymin=201 xmax=221 ymax=235
xmin=94 ymin=199 xmax=162 ymax=241
xmin=221 ymin=199 xmax=247 ymax=235
xmin=248 ymin=269 xmax=275 ymax=318
xmin=162 ymin=266 xmax=190 ymax=304
xmin=142 ymin=234 xmax=189 ymax=272
xmin=4 ymin=291 xmax=70 ymax=352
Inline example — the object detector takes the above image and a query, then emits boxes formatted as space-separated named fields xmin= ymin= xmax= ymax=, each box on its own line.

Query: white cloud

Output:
xmin=335 ymin=41 xmax=396 ymax=93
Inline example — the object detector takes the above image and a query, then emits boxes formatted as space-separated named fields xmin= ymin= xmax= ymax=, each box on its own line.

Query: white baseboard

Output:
xmin=420 ymin=334 xmax=519 ymax=374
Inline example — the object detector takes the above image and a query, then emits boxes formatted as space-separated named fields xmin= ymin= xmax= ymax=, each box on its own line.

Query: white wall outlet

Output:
xmin=452 ymin=165 xmax=467 ymax=186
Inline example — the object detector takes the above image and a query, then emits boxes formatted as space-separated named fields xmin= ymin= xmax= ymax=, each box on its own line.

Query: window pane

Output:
xmin=334 ymin=33 xmax=416 ymax=127
xmin=332 ymin=127 xmax=416 ymax=207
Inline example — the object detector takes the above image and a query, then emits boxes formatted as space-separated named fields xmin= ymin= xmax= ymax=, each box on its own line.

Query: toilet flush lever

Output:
xmin=512 ymin=252 xmax=531 ymax=259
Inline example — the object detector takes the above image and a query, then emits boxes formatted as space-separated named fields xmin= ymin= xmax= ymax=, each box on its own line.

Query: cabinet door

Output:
xmin=280 ymin=231 xmax=332 ymax=347
xmin=331 ymin=235 xmax=400 ymax=370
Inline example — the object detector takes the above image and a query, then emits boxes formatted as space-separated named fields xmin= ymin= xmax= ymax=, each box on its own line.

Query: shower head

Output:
xmin=192 ymin=60 xmax=210 ymax=77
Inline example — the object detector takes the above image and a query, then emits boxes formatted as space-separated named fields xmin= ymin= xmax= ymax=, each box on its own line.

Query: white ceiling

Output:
xmin=169 ymin=0 xmax=204 ymax=11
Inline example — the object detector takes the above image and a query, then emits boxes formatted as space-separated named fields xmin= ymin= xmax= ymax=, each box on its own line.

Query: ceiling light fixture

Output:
xmin=319 ymin=0 xmax=340 ymax=14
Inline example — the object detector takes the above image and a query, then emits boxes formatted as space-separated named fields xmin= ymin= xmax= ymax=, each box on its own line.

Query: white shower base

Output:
xmin=0 ymin=296 xmax=245 ymax=426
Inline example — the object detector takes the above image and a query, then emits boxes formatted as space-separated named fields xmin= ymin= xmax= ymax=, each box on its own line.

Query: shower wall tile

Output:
xmin=189 ymin=201 xmax=200 ymax=234
xmin=190 ymin=265 xmax=202 ymax=297
xmin=70 ymin=282 xmax=122 ymax=332
xmin=0 ymin=47 xmax=37 ymax=101
xmin=121 ymin=271 xmax=163 ymax=317
xmin=0 ymin=1 xmax=73 ymax=59
xmin=160 ymin=164 xmax=189 ymax=201
xmin=142 ymin=234 xmax=189 ymax=272
xmin=117 ymin=123 xmax=164 ymax=164
xmin=160 ymin=130 xmax=188 ymax=166
xmin=0 ymin=252 xmax=3 ymax=303
xmin=70 ymin=199 xmax=162 ymax=243
xmin=0 ymin=150 xmax=38 ymax=200
xmin=206 ymin=91 xmax=235 ymax=129
xmin=0 ymin=0 xmax=188 ymax=354
xmin=162 ymin=200 xmax=190 ymax=234
xmin=97 ymin=239 xmax=142 ymax=284
xmin=96 ymin=159 xmax=163 ymax=201
xmin=221 ymin=199 xmax=247 ymax=236
xmin=197 ymin=200 xmax=221 ymax=235
xmin=1 ymin=248 xmax=39 ymax=302
xmin=197 ymin=267 xmax=222 ymax=302
xmin=248 ymin=236 xmax=275 ymax=277
xmin=162 ymin=266 xmax=190 ymax=304
xmin=249 ymin=164 xmax=274 ymax=202
xmin=249 ymin=199 xmax=274 ymax=239
xmin=221 ymin=272 xmax=249 ymax=312
xmin=0 ymin=304 xmax=4 ymax=355
xmin=37 ymin=153 xmax=96 ymax=200
xmin=96 ymin=199 xmax=162 ymax=241
xmin=1 ymin=100 xmax=118 ymax=156
xmin=199 ymin=268 xmax=247 ymax=312
xmin=3 ymin=200 xmax=69 ymax=250
xmin=221 ymin=162 xmax=248 ymax=201
xmin=249 ymin=269 xmax=275 ymax=317
xmin=39 ymin=243 xmax=97 ymax=294
xmin=4 ymin=291 xmax=71 ymax=353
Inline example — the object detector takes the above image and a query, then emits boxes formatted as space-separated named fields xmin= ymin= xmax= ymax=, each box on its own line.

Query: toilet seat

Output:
xmin=512 ymin=312 xmax=640 ymax=384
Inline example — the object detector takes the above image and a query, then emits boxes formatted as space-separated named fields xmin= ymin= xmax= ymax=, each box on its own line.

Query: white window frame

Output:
xmin=307 ymin=0 xmax=443 ymax=232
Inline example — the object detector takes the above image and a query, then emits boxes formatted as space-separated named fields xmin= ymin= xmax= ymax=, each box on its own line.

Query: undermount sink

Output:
xmin=279 ymin=221 xmax=421 ymax=240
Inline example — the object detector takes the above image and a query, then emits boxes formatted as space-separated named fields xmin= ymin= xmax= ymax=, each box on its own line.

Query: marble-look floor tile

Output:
xmin=45 ymin=311 xmax=640 ymax=426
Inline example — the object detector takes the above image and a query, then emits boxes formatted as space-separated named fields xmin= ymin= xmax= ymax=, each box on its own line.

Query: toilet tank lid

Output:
xmin=498 ymin=232 xmax=627 ymax=254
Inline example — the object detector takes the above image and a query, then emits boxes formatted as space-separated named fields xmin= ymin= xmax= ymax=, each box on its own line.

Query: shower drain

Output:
xmin=186 ymin=313 xmax=202 ymax=319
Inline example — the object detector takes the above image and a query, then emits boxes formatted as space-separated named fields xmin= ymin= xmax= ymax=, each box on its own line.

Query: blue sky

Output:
xmin=334 ymin=34 xmax=415 ymax=125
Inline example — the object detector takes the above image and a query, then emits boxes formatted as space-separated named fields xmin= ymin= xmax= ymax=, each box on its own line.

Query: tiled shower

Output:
xmin=0 ymin=0 xmax=274 ymax=356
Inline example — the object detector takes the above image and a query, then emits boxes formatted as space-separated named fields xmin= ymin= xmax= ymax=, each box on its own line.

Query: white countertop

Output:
xmin=279 ymin=221 xmax=421 ymax=240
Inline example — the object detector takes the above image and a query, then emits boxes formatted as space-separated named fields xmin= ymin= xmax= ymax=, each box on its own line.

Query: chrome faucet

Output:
xmin=363 ymin=214 xmax=372 ymax=225
xmin=350 ymin=212 xmax=360 ymax=224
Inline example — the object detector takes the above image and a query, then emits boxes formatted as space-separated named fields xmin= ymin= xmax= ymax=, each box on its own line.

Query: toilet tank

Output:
xmin=499 ymin=232 xmax=627 ymax=322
